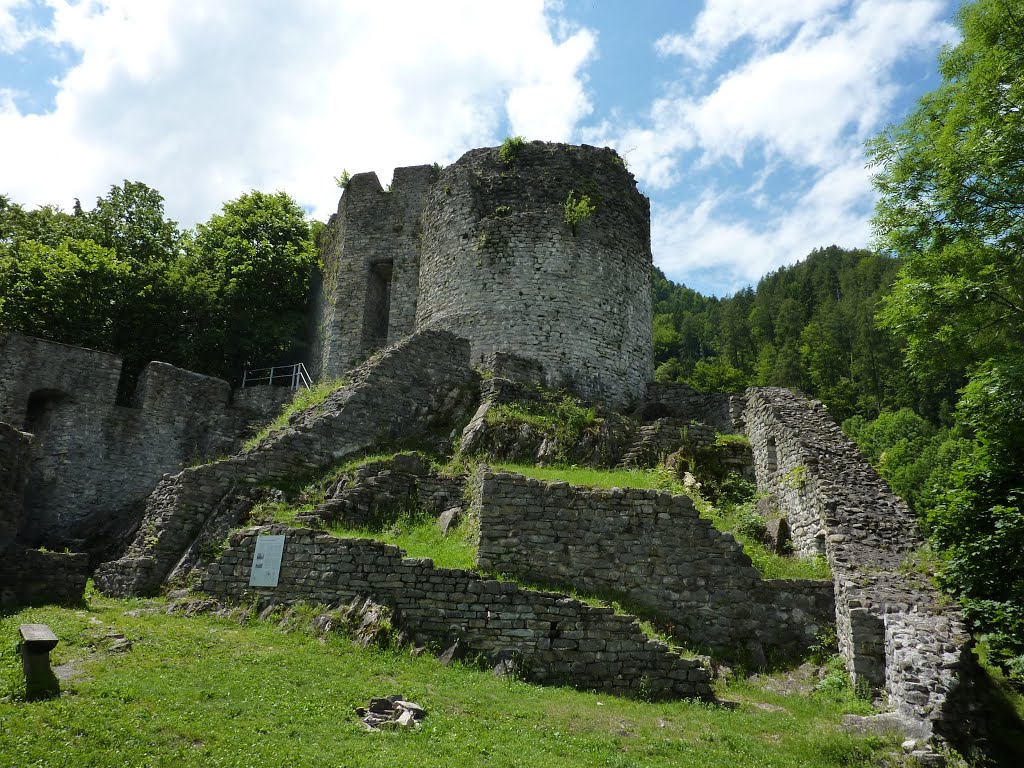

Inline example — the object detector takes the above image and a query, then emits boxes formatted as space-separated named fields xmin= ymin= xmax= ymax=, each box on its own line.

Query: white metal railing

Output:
xmin=241 ymin=362 xmax=312 ymax=391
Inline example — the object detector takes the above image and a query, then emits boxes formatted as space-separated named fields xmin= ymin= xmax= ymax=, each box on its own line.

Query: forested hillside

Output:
xmin=651 ymin=246 xmax=962 ymax=424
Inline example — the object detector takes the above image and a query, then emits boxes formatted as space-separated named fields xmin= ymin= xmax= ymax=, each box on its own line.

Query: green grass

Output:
xmin=318 ymin=511 xmax=478 ymax=572
xmin=0 ymin=595 xmax=904 ymax=768
xmin=492 ymin=463 xmax=674 ymax=492
xmin=242 ymin=378 xmax=348 ymax=452
xmin=491 ymin=463 xmax=830 ymax=582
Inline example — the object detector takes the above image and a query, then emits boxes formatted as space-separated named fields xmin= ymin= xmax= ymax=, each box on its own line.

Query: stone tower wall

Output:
xmin=312 ymin=165 xmax=438 ymax=380
xmin=417 ymin=143 xmax=653 ymax=407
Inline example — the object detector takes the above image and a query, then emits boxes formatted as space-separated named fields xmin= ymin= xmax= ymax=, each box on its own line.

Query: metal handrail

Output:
xmin=241 ymin=362 xmax=312 ymax=391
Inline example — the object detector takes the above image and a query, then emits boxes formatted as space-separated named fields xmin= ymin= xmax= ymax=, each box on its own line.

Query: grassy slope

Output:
xmin=0 ymin=594 xmax=898 ymax=768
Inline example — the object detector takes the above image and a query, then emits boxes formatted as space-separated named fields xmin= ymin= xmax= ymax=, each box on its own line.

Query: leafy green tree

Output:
xmin=191 ymin=190 xmax=318 ymax=379
xmin=868 ymin=0 xmax=1024 ymax=683
xmin=869 ymin=0 xmax=1024 ymax=377
xmin=0 ymin=238 xmax=130 ymax=351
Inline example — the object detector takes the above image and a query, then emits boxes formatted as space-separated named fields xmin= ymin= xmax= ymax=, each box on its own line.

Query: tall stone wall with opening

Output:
xmin=312 ymin=165 xmax=438 ymax=380
xmin=743 ymin=387 xmax=979 ymax=743
xmin=311 ymin=142 xmax=654 ymax=408
xmin=0 ymin=333 xmax=288 ymax=553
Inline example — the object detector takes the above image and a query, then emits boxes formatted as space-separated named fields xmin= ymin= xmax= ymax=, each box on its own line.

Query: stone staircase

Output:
xmin=94 ymin=330 xmax=477 ymax=597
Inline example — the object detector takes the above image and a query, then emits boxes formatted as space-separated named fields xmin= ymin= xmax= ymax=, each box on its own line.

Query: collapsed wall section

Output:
xmin=312 ymin=166 xmax=438 ymax=380
xmin=417 ymin=143 xmax=653 ymax=408
xmin=204 ymin=525 xmax=714 ymax=701
xmin=94 ymin=329 xmax=477 ymax=598
xmin=743 ymin=387 xmax=978 ymax=742
xmin=476 ymin=471 xmax=834 ymax=658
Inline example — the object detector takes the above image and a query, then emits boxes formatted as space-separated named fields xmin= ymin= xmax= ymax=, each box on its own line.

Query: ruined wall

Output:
xmin=95 ymin=329 xmax=477 ymax=598
xmin=0 ymin=333 xmax=121 ymax=428
xmin=476 ymin=471 xmax=833 ymax=657
xmin=312 ymin=166 xmax=438 ymax=380
xmin=0 ymin=334 xmax=293 ymax=551
xmin=0 ymin=422 xmax=31 ymax=552
xmin=644 ymin=382 xmax=745 ymax=433
xmin=0 ymin=419 xmax=88 ymax=607
xmin=417 ymin=143 xmax=653 ymax=407
xmin=204 ymin=525 xmax=713 ymax=701
xmin=743 ymin=387 xmax=977 ymax=742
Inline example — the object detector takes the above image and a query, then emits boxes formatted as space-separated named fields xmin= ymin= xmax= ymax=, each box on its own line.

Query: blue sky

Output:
xmin=0 ymin=0 xmax=959 ymax=296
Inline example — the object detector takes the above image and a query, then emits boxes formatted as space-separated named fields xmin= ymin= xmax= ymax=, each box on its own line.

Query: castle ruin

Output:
xmin=0 ymin=142 xmax=984 ymax=758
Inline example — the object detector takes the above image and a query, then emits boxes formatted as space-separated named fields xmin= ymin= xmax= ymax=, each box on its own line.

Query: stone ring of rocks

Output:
xmin=355 ymin=695 xmax=426 ymax=731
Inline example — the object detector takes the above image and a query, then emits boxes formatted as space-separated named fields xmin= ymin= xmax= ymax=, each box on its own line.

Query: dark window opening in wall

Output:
xmin=766 ymin=436 xmax=778 ymax=473
xmin=24 ymin=389 xmax=68 ymax=434
xmin=363 ymin=259 xmax=394 ymax=352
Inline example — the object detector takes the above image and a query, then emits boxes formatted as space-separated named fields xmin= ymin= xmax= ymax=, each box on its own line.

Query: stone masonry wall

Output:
xmin=95 ymin=329 xmax=477 ymax=598
xmin=476 ymin=471 xmax=834 ymax=658
xmin=743 ymin=387 xmax=977 ymax=742
xmin=0 ymin=422 xmax=30 ymax=553
xmin=203 ymin=525 xmax=713 ymax=702
xmin=0 ymin=333 xmax=121 ymax=427
xmin=644 ymin=382 xmax=745 ymax=434
xmin=0 ymin=419 xmax=88 ymax=607
xmin=0 ymin=334 xmax=288 ymax=551
xmin=416 ymin=143 xmax=653 ymax=408
xmin=312 ymin=166 xmax=438 ymax=380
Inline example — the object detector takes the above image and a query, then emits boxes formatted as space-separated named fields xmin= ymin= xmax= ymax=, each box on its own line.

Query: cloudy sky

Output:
xmin=0 ymin=0 xmax=958 ymax=295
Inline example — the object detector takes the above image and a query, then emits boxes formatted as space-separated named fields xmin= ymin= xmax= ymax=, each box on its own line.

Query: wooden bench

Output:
xmin=19 ymin=623 xmax=59 ymax=699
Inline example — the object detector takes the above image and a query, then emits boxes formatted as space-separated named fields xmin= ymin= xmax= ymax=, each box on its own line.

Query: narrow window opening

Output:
xmin=766 ymin=436 xmax=778 ymax=473
xmin=24 ymin=389 xmax=68 ymax=434
xmin=363 ymin=259 xmax=393 ymax=352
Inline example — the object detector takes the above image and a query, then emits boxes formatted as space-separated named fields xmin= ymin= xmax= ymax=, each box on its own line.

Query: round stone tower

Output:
xmin=416 ymin=142 xmax=653 ymax=407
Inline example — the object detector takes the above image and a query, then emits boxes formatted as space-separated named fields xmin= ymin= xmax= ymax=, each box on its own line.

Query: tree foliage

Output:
xmin=869 ymin=0 xmax=1024 ymax=376
xmin=866 ymin=0 xmax=1024 ymax=684
xmin=0 ymin=183 xmax=319 ymax=394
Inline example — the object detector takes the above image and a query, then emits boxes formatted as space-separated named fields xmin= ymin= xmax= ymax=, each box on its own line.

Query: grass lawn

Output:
xmin=0 ymin=593 xmax=901 ymax=768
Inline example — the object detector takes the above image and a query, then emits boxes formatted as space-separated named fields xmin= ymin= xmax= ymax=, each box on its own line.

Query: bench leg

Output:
xmin=21 ymin=645 xmax=59 ymax=700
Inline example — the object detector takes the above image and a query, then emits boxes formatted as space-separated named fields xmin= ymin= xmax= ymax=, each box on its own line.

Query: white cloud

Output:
xmin=655 ymin=0 xmax=846 ymax=64
xmin=602 ymin=0 xmax=957 ymax=293
xmin=653 ymin=155 xmax=877 ymax=294
xmin=0 ymin=0 xmax=38 ymax=53
xmin=0 ymin=0 xmax=595 ymax=225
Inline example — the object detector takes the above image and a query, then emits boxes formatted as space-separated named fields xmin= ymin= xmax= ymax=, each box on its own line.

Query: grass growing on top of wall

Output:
xmin=491 ymin=462 xmax=831 ymax=582
xmin=324 ymin=511 xmax=478 ymax=571
xmin=0 ymin=594 xmax=904 ymax=768
xmin=242 ymin=378 xmax=348 ymax=452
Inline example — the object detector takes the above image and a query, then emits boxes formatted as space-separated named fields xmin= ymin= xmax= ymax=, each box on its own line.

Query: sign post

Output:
xmin=249 ymin=535 xmax=286 ymax=588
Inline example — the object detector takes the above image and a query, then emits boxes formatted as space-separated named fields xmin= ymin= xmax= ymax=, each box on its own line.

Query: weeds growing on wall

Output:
xmin=498 ymin=135 xmax=525 ymax=165
xmin=242 ymin=378 xmax=348 ymax=451
xmin=563 ymin=190 xmax=596 ymax=236
xmin=485 ymin=392 xmax=598 ymax=463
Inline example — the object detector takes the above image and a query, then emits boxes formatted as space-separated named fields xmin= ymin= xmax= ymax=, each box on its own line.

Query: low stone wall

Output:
xmin=0 ymin=548 xmax=89 ymax=608
xmin=95 ymin=330 xmax=477 ymax=598
xmin=475 ymin=471 xmax=834 ymax=658
xmin=618 ymin=417 xmax=716 ymax=468
xmin=203 ymin=525 xmax=714 ymax=701
xmin=644 ymin=383 xmax=745 ymax=434
xmin=743 ymin=387 xmax=978 ymax=743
